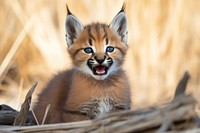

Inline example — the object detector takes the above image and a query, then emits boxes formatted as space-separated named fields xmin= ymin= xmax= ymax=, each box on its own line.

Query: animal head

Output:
xmin=65 ymin=5 xmax=128 ymax=80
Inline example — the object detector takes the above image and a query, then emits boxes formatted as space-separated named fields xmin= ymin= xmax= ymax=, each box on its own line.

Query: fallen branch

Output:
xmin=0 ymin=71 xmax=198 ymax=133
xmin=0 ymin=94 xmax=197 ymax=133
xmin=13 ymin=82 xmax=37 ymax=126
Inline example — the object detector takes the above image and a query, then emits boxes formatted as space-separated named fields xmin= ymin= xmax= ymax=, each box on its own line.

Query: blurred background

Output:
xmin=0 ymin=0 xmax=200 ymax=110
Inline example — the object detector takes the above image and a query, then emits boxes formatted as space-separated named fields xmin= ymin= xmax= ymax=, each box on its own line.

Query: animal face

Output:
xmin=65 ymin=6 xmax=128 ymax=80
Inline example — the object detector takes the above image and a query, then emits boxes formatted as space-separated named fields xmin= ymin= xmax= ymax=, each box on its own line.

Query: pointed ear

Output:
xmin=109 ymin=5 xmax=128 ymax=44
xmin=65 ymin=6 xmax=84 ymax=47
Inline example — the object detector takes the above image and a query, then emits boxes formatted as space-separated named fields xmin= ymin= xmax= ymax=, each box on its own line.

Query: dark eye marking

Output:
xmin=83 ymin=47 xmax=93 ymax=54
xmin=106 ymin=46 xmax=115 ymax=53
xmin=105 ymin=38 xmax=109 ymax=45
xmin=89 ymin=38 xmax=93 ymax=46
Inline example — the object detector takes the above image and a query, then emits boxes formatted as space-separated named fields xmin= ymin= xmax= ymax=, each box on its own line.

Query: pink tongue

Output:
xmin=95 ymin=66 xmax=105 ymax=74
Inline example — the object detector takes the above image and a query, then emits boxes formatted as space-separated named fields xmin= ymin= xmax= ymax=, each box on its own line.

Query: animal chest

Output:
xmin=79 ymin=98 xmax=116 ymax=119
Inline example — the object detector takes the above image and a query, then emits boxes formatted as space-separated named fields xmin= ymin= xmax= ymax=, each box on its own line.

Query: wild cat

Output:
xmin=33 ymin=4 xmax=131 ymax=124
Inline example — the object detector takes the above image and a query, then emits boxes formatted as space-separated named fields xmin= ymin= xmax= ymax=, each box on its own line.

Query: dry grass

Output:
xmin=0 ymin=0 xmax=200 ymax=109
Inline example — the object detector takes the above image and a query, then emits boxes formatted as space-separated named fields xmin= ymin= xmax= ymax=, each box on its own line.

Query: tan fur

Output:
xmin=34 ymin=69 xmax=130 ymax=124
xmin=33 ymin=7 xmax=131 ymax=124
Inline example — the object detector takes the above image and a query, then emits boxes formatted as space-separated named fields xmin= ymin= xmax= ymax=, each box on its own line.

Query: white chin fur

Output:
xmin=76 ymin=62 xmax=119 ymax=80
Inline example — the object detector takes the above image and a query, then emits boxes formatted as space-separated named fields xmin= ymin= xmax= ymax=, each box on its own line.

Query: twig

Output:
xmin=41 ymin=104 xmax=51 ymax=125
xmin=29 ymin=107 xmax=39 ymax=125
xmin=13 ymin=82 xmax=37 ymax=126
xmin=174 ymin=71 xmax=190 ymax=99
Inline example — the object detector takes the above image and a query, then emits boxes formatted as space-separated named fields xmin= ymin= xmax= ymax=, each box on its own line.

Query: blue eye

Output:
xmin=84 ymin=47 xmax=93 ymax=54
xmin=106 ymin=46 xmax=114 ymax=53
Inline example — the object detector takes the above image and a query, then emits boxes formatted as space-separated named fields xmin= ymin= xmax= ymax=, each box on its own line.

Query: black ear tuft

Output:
xmin=119 ymin=3 xmax=126 ymax=13
xmin=66 ymin=4 xmax=72 ymax=15
xmin=109 ymin=4 xmax=128 ymax=44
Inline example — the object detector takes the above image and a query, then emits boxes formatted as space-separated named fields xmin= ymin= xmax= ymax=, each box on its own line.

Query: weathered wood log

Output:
xmin=0 ymin=94 xmax=197 ymax=133
xmin=0 ymin=72 xmax=198 ymax=132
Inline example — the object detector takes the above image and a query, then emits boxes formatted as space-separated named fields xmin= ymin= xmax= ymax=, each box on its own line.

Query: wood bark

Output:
xmin=0 ymin=71 xmax=199 ymax=133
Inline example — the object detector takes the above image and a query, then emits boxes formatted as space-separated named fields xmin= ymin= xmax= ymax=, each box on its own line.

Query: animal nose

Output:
xmin=95 ymin=56 xmax=106 ymax=64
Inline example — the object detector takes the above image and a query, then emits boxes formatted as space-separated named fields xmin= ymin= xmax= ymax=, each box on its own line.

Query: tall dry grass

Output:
xmin=0 ymin=0 xmax=200 ymax=109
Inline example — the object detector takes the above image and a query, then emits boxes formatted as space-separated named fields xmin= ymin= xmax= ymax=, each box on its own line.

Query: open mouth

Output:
xmin=92 ymin=65 xmax=108 ymax=75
